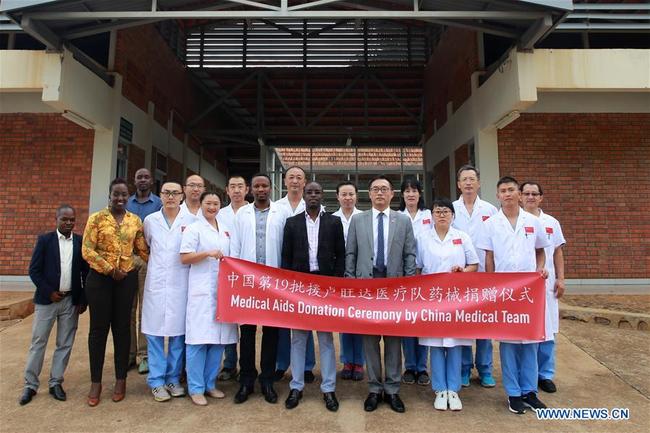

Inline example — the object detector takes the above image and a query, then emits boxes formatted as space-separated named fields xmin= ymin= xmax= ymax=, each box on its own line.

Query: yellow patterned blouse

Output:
xmin=82 ymin=207 xmax=149 ymax=275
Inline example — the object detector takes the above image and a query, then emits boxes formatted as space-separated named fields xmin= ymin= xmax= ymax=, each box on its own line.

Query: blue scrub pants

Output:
xmin=145 ymin=335 xmax=185 ymax=389
xmin=537 ymin=340 xmax=555 ymax=380
xmin=462 ymin=339 xmax=493 ymax=377
xmin=186 ymin=343 xmax=225 ymax=395
xmin=499 ymin=342 xmax=539 ymax=397
xmin=429 ymin=346 xmax=462 ymax=392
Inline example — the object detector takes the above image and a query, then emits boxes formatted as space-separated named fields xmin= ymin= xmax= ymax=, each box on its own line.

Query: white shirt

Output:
xmin=218 ymin=203 xmax=246 ymax=239
xmin=476 ymin=208 xmax=551 ymax=344
xmin=180 ymin=216 xmax=238 ymax=345
xmin=276 ymin=195 xmax=325 ymax=216
xmin=536 ymin=209 xmax=566 ymax=280
xmin=142 ymin=208 xmax=195 ymax=336
xmin=371 ymin=207 xmax=390 ymax=268
xmin=332 ymin=207 xmax=363 ymax=243
xmin=476 ymin=208 xmax=551 ymax=273
xmin=57 ymin=230 xmax=73 ymax=292
xmin=306 ymin=212 xmax=321 ymax=272
xmin=535 ymin=209 xmax=567 ymax=338
xmin=452 ymin=195 xmax=498 ymax=271
xmin=400 ymin=208 xmax=433 ymax=241
xmin=416 ymin=226 xmax=479 ymax=275
xmin=180 ymin=201 xmax=203 ymax=218
xmin=416 ymin=226 xmax=477 ymax=348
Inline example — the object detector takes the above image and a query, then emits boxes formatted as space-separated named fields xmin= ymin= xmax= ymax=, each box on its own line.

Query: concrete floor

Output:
xmin=0 ymin=314 xmax=648 ymax=433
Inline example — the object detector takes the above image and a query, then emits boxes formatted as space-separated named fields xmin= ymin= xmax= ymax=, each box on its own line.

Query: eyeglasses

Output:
xmin=459 ymin=177 xmax=478 ymax=183
xmin=161 ymin=191 xmax=183 ymax=198
xmin=522 ymin=192 xmax=541 ymax=197
xmin=370 ymin=187 xmax=391 ymax=194
xmin=433 ymin=210 xmax=452 ymax=217
xmin=186 ymin=183 xmax=205 ymax=190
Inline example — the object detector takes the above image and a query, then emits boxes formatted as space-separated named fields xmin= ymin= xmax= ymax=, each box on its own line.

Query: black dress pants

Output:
xmin=238 ymin=324 xmax=279 ymax=386
xmin=85 ymin=269 xmax=137 ymax=382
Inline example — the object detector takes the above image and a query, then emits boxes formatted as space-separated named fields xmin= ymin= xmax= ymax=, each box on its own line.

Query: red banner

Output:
xmin=217 ymin=257 xmax=546 ymax=340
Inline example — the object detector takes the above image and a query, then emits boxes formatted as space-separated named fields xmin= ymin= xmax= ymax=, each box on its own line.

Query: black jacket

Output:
xmin=281 ymin=211 xmax=345 ymax=277
xmin=28 ymin=231 xmax=89 ymax=306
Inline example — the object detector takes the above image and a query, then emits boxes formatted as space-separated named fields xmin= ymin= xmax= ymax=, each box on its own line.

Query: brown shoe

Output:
xmin=87 ymin=383 xmax=102 ymax=407
xmin=112 ymin=379 xmax=126 ymax=402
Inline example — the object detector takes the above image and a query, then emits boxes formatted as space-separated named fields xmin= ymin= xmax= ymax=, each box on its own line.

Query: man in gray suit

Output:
xmin=345 ymin=175 xmax=416 ymax=413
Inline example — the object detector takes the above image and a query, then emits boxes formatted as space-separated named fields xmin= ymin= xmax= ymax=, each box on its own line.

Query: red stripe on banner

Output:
xmin=217 ymin=257 xmax=545 ymax=340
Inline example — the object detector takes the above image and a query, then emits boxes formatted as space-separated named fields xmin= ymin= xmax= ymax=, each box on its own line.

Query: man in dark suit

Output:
xmin=282 ymin=181 xmax=345 ymax=412
xmin=19 ymin=205 xmax=89 ymax=405
xmin=345 ymin=175 xmax=416 ymax=413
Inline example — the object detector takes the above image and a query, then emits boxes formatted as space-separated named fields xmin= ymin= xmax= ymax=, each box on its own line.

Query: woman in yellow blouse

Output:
xmin=82 ymin=178 xmax=149 ymax=406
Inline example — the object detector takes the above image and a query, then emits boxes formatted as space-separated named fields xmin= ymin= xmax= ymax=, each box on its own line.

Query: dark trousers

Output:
xmin=85 ymin=269 xmax=138 ymax=382
xmin=238 ymin=324 xmax=279 ymax=386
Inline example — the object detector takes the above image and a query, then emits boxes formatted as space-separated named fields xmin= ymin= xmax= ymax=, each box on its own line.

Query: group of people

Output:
xmin=19 ymin=163 xmax=565 ymax=416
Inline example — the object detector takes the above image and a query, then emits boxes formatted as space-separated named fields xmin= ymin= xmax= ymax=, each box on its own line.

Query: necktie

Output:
xmin=376 ymin=212 xmax=385 ymax=272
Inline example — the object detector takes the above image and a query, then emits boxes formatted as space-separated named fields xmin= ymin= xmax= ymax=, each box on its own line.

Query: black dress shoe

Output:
xmin=261 ymin=383 xmax=278 ymax=404
xmin=19 ymin=388 xmax=36 ymax=406
xmin=285 ymin=389 xmax=302 ymax=409
xmin=304 ymin=370 xmax=315 ymax=384
xmin=363 ymin=392 xmax=382 ymax=412
xmin=323 ymin=392 xmax=339 ymax=412
xmin=384 ymin=393 xmax=406 ymax=413
xmin=233 ymin=384 xmax=254 ymax=404
xmin=49 ymin=384 xmax=66 ymax=401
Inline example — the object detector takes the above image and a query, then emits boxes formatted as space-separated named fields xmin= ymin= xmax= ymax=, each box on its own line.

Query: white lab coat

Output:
xmin=452 ymin=196 xmax=498 ymax=271
xmin=476 ymin=208 xmax=551 ymax=344
xmin=537 ymin=209 xmax=566 ymax=340
xmin=400 ymin=208 xmax=433 ymax=241
xmin=180 ymin=216 xmax=238 ymax=345
xmin=332 ymin=207 xmax=363 ymax=244
xmin=230 ymin=202 xmax=289 ymax=268
xmin=141 ymin=208 xmax=197 ymax=337
xmin=416 ymin=226 xmax=478 ymax=348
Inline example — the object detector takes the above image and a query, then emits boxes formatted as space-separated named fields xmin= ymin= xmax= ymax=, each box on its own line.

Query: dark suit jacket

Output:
xmin=281 ymin=211 xmax=345 ymax=277
xmin=28 ymin=231 xmax=89 ymax=306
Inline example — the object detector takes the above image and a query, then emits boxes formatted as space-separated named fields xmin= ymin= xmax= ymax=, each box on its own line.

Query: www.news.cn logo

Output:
xmin=536 ymin=407 xmax=630 ymax=420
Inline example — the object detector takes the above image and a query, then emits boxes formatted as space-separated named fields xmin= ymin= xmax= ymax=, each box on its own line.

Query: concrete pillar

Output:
xmin=475 ymin=128 xmax=499 ymax=206
xmin=88 ymin=76 xmax=123 ymax=212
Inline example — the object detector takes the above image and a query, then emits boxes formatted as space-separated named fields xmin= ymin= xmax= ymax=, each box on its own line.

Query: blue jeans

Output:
xmin=277 ymin=328 xmax=315 ymax=371
xmin=290 ymin=330 xmax=336 ymax=392
xmin=499 ymin=342 xmax=539 ymax=397
xmin=339 ymin=333 xmax=364 ymax=365
xmin=429 ymin=346 xmax=462 ymax=392
xmin=186 ymin=344 xmax=225 ymax=395
xmin=402 ymin=337 xmax=428 ymax=372
xmin=461 ymin=339 xmax=493 ymax=377
xmin=146 ymin=335 xmax=185 ymax=388
xmin=537 ymin=340 xmax=555 ymax=380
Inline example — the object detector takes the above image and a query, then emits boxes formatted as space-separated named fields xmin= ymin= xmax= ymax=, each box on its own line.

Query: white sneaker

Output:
xmin=151 ymin=386 xmax=171 ymax=402
xmin=165 ymin=383 xmax=186 ymax=397
xmin=434 ymin=390 xmax=448 ymax=410
xmin=448 ymin=391 xmax=463 ymax=411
